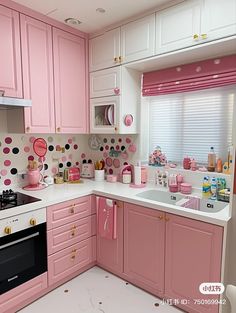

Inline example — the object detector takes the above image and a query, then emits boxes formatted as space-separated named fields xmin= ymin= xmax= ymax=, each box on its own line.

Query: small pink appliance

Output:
xmin=168 ymin=174 xmax=178 ymax=192
xmin=81 ymin=163 xmax=94 ymax=178
xmin=64 ymin=167 xmax=80 ymax=182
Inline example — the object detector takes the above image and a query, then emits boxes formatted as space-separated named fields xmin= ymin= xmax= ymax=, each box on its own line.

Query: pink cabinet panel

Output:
xmin=97 ymin=200 xmax=123 ymax=274
xmin=47 ymin=214 xmax=96 ymax=255
xmin=124 ymin=203 xmax=165 ymax=295
xmin=53 ymin=28 xmax=87 ymax=134
xmin=165 ymin=214 xmax=223 ymax=313
xmin=48 ymin=236 xmax=96 ymax=286
xmin=47 ymin=196 xmax=92 ymax=230
xmin=21 ymin=15 xmax=55 ymax=133
xmin=0 ymin=273 xmax=47 ymax=313
xmin=0 ymin=5 xmax=22 ymax=98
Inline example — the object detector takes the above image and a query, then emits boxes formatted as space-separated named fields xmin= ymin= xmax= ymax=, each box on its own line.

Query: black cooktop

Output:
xmin=0 ymin=190 xmax=41 ymax=210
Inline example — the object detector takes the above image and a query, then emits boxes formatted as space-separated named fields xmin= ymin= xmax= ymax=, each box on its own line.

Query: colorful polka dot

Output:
xmin=109 ymin=168 xmax=113 ymax=174
xmin=126 ymin=138 xmax=131 ymax=144
xmin=48 ymin=145 xmax=54 ymax=151
xmin=24 ymin=146 xmax=30 ymax=153
xmin=12 ymin=147 xmax=19 ymax=154
xmin=5 ymin=137 xmax=12 ymax=144
xmin=51 ymin=167 xmax=58 ymax=175
xmin=4 ymin=160 xmax=11 ymax=166
xmin=44 ymin=164 xmax=48 ymax=170
xmin=74 ymin=144 xmax=78 ymax=150
xmin=100 ymin=147 xmax=104 ymax=151
xmin=103 ymin=138 xmax=107 ymax=143
xmin=76 ymin=161 xmax=80 ymax=166
xmin=0 ymin=169 xmax=7 ymax=176
xmin=28 ymin=155 xmax=34 ymax=161
xmin=3 ymin=147 xmax=10 ymax=154
xmin=66 ymin=162 xmax=72 ymax=167
xmin=10 ymin=168 xmax=17 ymax=175
xmin=68 ymin=138 xmax=73 ymax=144
xmin=81 ymin=153 xmax=86 ymax=159
xmin=103 ymin=152 xmax=108 ymax=158
xmin=30 ymin=136 xmax=36 ymax=143
xmin=4 ymin=179 xmax=11 ymax=186
xmin=111 ymin=138 xmax=115 ymax=144
xmin=48 ymin=136 xmax=53 ymax=142
xmin=118 ymin=138 xmax=122 ymax=143
xmin=105 ymin=145 xmax=109 ymax=150
xmin=116 ymin=145 xmax=120 ymax=150
xmin=56 ymin=145 xmax=61 ymax=151
xmin=65 ymin=144 xmax=70 ymax=150
xmin=59 ymin=163 xmax=63 ymax=168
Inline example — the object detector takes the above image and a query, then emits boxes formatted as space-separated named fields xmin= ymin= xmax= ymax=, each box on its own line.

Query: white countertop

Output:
xmin=0 ymin=180 xmax=231 ymax=227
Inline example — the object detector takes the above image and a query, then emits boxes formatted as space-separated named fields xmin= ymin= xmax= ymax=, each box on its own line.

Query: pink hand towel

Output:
xmin=97 ymin=197 xmax=117 ymax=240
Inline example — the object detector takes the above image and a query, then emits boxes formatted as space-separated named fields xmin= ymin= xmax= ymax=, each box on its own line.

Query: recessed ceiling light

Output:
xmin=96 ymin=8 xmax=106 ymax=13
xmin=64 ymin=18 xmax=82 ymax=25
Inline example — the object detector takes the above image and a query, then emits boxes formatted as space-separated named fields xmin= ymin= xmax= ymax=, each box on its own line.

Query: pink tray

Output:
xmin=23 ymin=184 xmax=47 ymax=191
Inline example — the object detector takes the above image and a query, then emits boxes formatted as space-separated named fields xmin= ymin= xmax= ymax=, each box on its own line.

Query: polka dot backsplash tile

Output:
xmin=0 ymin=134 xmax=88 ymax=188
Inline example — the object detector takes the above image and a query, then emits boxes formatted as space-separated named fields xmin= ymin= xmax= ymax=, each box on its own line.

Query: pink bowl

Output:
xmin=180 ymin=183 xmax=192 ymax=194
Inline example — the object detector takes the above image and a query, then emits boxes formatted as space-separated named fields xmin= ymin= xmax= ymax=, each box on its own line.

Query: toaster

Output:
xmin=81 ymin=163 xmax=94 ymax=178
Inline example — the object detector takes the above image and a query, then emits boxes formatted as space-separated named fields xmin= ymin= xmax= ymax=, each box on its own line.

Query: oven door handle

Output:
xmin=0 ymin=232 xmax=39 ymax=250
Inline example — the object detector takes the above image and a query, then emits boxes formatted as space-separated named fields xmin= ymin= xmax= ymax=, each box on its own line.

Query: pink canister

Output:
xmin=28 ymin=169 xmax=41 ymax=186
xmin=180 ymin=183 xmax=192 ymax=194
xmin=183 ymin=157 xmax=191 ymax=170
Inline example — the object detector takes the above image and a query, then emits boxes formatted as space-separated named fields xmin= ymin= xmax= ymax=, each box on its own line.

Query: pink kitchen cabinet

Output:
xmin=20 ymin=15 xmax=55 ymax=133
xmin=0 ymin=5 xmax=22 ymax=98
xmin=165 ymin=213 xmax=223 ymax=313
xmin=97 ymin=200 xmax=124 ymax=275
xmin=124 ymin=202 xmax=165 ymax=296
xmin=53 ymin=28 xmax=87 ymax=134
xmin=48 ymin=236 xmax=96 ymax=286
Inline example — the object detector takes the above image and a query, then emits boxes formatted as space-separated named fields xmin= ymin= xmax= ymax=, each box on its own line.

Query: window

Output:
xmin=147 ymin=86 xmax=235 ymax=164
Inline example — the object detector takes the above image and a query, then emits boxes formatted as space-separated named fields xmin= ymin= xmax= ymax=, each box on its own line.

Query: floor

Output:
xmin=19 ymin=267 xmax=183 ymax=313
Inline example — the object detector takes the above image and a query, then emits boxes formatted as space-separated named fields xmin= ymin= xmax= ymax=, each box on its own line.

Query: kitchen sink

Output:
xmin=136 ymin=189 xmax=228 ymax=213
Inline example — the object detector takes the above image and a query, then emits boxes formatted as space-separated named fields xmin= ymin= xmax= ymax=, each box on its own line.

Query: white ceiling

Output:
xmin=13 ymin=0 xmax=173 ymax=34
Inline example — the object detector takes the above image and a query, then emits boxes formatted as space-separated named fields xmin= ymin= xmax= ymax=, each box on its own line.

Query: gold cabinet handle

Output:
xmin=119 ymin=56 xmax=123 ymax=63
xmin=0 ymin=90 xmax=5 ymax=96
xmin=71 ymin=231 xmax=75 ymax=237
xmin=72 ymin=249 xmax=77 ymax=253
xmin=4 ymin=226 xmax=12 ymax=235
xmin=193 ymin=34 xmax=199 ymax=40
xmin=71 ymin=255 xmax=76 ymax=260
xmin=57 ymin=127 xmax=61 ymax=132
xmin=201 ymin=33 xmax=207 ymax=40
xmin=114 ymin=57 xmax=118 ymax=63
xmin=30 ymin=218 xmax=37 ymax=226
xmin=70 ymin=204 xmax=75 ymax=214
xmin=165 ymin=217 xmax=170 ymax=222
xmin=26 ymin=126 xmax=30 ymax=132
xmin=158 ymin=215 xmax=164 ymax=220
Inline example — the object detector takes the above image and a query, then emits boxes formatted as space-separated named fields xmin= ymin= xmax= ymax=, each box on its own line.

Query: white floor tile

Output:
xmin=19 ymin=267 xmax=183 ymax=313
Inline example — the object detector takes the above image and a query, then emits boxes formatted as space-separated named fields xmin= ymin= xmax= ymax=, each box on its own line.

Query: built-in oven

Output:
xmin=0 ymin=207 xmax=47 ymax=295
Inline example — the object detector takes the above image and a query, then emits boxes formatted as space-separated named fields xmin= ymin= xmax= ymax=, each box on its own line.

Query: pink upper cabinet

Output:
xmin=53 ymin=28 xmax=87 ymax=134
xmin=165 ymin=213 xmax=223 ymax=313
xmin=0 ymin=5 xmax=22 ymax=98
xmin=21 ymin=15 xmax=55 ymax=133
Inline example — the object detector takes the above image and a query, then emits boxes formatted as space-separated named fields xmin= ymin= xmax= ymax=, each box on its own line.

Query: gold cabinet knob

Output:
xmin=26 ymin=126 xmax=30 ymax=132
xmin=165 ymin=217 xmax=170 ymax=222
xmin=158 ymin=215 xmax=164 ymax=220
xmin=71 ymin=255 xmax=76 ymax=260
xmin=114 ymin=57 xmax=118 ymax=63
xmin=193 ymin=34 xmax=199 ymax=40
xmin=201 ymin=33 xmax=207 ymax=40
xmin=71 ymin=231 xmax=75 ymax=237
xmin=70 ymin=204 xmax=75 ymax=214
xmin=30 ymin=218 xmax=37 ymax=226
xmin=4 ymin=226 xmax=12 ymax=235
xmin=57 ymin=127 xmax=61 ymax=132
xmin=119 ymin=56 xmax=123 ymax=63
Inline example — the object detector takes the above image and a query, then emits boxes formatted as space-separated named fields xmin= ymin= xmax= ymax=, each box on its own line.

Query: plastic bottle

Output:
xmin=210 ymin=177 xmax=217 ymax=200
xmin=207 ymin=147 xmax=216 ymax=172
xmin=216 ymin=158 xmax=222 ymax=173
xmin=202 ymin=176 xmax=211 ymax=198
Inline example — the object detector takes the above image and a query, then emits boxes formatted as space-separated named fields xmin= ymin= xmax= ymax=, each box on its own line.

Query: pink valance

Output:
xmin=142 ymin=54 xmax=236 ymax=96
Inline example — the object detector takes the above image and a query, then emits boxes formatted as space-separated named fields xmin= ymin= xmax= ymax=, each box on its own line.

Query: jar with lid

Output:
xmin=122 ymin=170 xmax=131 ymax=184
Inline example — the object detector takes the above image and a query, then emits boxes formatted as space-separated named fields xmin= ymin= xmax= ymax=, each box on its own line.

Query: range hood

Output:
xmin=0 ymin=96 xmax=32 ymax=109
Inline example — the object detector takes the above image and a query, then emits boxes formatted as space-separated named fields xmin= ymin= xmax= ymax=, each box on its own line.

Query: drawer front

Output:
xmin=0 ymin=273 xmax=47 ymax=312
xmin=47 ymin=196 xmax=92 ymax=230
xmin=47 ymin=214 xmax=96 ymax=255
xmin=48 ymin=236 xmax=96 ymax=286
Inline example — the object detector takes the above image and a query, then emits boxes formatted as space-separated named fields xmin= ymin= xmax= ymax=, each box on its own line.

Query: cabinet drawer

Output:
xmin=48 ymin=236 xmax=96 ymax=286
xmin=47 ymin=214 xmax=96 ymax=255
xmin=90 ymin=67 xmax=121 ymax=98
xmin=0 ymin=273 xmax=47 ymax=313
xmin=47 ymin=196 xmax=92 ymax=230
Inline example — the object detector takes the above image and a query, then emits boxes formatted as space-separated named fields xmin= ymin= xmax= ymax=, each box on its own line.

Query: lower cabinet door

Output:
xmin=0 ymin=273 xmax=47 ymax=313
xmin=48 ymin=237 xmax=96 ymax=286
xmin=165 ymin=213 xmax=223 ymax=313
xmin=97 ymin=200 xmax=123 ymax=274
xmin=124 ymin=203 xmax=165 ymax=296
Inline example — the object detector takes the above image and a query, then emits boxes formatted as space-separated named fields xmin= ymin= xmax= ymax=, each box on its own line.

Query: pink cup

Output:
xmin=28 ymin=169 xmax=41 ymax=186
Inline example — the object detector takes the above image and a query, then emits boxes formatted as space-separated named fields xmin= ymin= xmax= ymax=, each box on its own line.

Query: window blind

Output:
xmin=149 ymin=86 xmax=235 ymax=164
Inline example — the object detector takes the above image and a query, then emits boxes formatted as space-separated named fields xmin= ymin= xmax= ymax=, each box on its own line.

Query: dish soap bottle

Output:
xmin=207 ymin=147 xmax=216 ymax=172
xmin=202 ymin=176 xmax=211 ymax=198
xmin=210 ymin=177 xmax=217 ymax=200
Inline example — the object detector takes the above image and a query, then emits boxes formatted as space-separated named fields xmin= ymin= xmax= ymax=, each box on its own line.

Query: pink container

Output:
xmin=180 ymin=183 xmax=192 ymax=194
xmin=28 ymin=169 xmax=41 ymax=186
xmin=106 ymin=175 xmax=117 ymax=183
xmin=141 ymin=166 xmax=148 ymax=184
xmin=169 ymin=185 xmax=178 ymax=193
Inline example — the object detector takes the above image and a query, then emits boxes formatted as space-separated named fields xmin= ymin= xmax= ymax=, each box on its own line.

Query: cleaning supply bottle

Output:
xmin=207 ymin=147 xmax=216 ymax=172
xmin=202 ymin=176 xmax=211 ymax=198
xmin=210 ymin=177 xmax=217 ymax=200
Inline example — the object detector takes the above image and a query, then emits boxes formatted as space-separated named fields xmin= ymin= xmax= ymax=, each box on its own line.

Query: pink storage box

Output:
xmin=106 ymin=175 xmax=117 ymax=183
xmin=180 ymin=183 xmax=192 ymax=194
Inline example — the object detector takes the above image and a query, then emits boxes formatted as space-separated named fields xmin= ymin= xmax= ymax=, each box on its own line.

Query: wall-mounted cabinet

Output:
xmin=89 ymin=14 xmax=155 ymax=72
xmin=155 ymin=0 xmax=236 ymax=54
xmin=0 ymin=5 xmax=22 ymax=98
xmin=90 ymin=67 xmax=141 ymax=134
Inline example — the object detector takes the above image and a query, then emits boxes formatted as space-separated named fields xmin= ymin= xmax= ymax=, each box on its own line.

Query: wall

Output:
xmin=0 ymin=133 xmax=138 ymax=189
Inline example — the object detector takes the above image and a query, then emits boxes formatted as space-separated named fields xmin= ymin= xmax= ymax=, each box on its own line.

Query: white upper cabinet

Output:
xmin=156 ymin=0 xmax=202 ymax=54
xmin=89 ymin=28 xmax=120 ymax=72
xmin=201 ymin=0 xmax=236 ymax=41
xmin=156 ymin=0 xmax=236 ymax=54
xmin=121 ymin=14 xmax=155 ymax=63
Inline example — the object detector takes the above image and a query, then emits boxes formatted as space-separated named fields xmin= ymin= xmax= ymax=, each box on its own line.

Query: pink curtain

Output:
xmin=142 ymin=54 xmax=236 ymax=96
